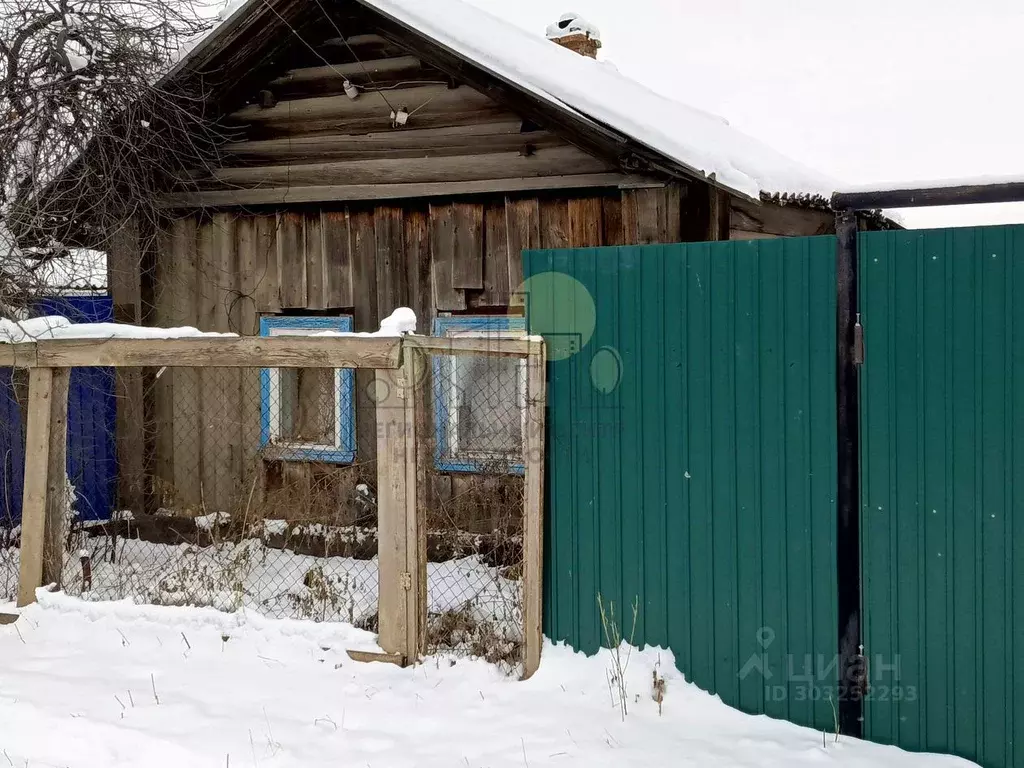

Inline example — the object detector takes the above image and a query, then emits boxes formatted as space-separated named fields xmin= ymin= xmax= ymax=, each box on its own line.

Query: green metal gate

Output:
xmin=526 ymin=225 xmax=1024 ymax=765
xmin=524 ymin=238 xmax=839 ymax=731
xmin=859 ymin=226 xmax=1024 ymax=767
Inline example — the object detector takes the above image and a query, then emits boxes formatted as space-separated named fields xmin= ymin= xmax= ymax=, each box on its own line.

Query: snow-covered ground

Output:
xmin=3 ymin=536 xmax=519 ymax=616
xmin=0 ymin=536 xmax=523 ymax=663
xmin=0 ymin=592 xmax=972 ymax=767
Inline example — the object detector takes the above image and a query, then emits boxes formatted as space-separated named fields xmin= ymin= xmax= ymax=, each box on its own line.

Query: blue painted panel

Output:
xmin=259 ymin=315 xmax=355 ymax=464
xmin=0 ymin=294 xmax=116 ymax=525
xmin=0 ymin=369 xmax=25 ymax=529
xmin=36 ymin=295 xmax=116 ymax=522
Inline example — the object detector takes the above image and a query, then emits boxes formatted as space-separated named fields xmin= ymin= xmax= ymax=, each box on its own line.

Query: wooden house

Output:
xmin=96 ymin=0 xmax=883 ymax=526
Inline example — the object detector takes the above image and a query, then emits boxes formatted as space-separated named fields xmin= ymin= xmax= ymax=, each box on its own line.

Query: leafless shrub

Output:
xmin=428 ymin=603 xmax=521 ymax=668
xmin=597 ymin=594 xmax=640 ymax=720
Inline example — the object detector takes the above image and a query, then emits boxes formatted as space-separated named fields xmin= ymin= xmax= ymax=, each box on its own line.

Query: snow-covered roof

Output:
xmin=178 ymin=0 xmax=836 ymax=203
xmin=360 ymin=0 xmax=836 ymax=201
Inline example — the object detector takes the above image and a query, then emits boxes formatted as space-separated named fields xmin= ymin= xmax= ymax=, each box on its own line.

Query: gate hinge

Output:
xmin=853 ymin=314 xmax=865 ymax=366
xmin=400 ymin=571 xmax=412 ymax=590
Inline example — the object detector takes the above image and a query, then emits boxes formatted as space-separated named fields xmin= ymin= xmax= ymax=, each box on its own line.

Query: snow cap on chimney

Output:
xmin=545 ymin=12 xmax=602 ymax=59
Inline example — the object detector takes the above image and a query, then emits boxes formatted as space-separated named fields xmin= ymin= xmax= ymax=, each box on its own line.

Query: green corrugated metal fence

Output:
xmin=526 ymin=226 xmax=1024 ymax=765
xmin=525 ymin=239 xmax=839 ymax=731
xmin=859 ymin=226 xmax=1024 ymax=767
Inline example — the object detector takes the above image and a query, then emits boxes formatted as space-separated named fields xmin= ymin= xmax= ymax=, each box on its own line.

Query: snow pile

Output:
xmin=0 ymin=594 xmax=974 ymax=767
xmin=545 ymin=12 xmax=601 ymax=42
xmin=378 ymin=306 xmax=417 ymax=335
xmin=0 ymin=315 xmax=236 ymax=343
xmin=1 ymin=308 xmax=417 ymax=343
xmin=312 ymin=306 xmax=417 ymax=338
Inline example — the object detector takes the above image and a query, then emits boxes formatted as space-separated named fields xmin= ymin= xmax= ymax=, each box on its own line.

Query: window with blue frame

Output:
xmin=433 ymin=316 xmax=527 ymax=474
xmin=259 ymin=316 xmax=355 ymax=464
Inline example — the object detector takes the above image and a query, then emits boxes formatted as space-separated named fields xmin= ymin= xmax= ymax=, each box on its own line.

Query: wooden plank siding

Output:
xmin=141 ymin=179 xmax=838 ymax=524
xmin=148 ymin=187 xmax=690 ymax=517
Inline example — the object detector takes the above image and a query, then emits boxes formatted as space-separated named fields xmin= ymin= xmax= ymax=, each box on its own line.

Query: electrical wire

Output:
xmin=309 ymin=0 xmax=397 ymax=113
xmin=257 ymin=0 xmax=395 ymax=113
xmin=358 ymin=80 xmax=448 ymax=92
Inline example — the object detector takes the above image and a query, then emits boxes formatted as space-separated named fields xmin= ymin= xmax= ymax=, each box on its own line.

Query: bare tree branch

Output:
xmin=0 ymin=0 xmax=223 ymax=318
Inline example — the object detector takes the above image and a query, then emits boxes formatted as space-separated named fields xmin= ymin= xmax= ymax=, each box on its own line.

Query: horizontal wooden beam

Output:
xmin=833 ymin=181 xmax=1024 ymax=210
xmin=731 ymin=197 xmax=833 ymax=237
xmin=270 ymin=55 xmax=421 ymax=85
xmin=160 ymin=173 xmax=659 ymax=208
xmin=407 ymin=336 xmax=540 ymax=359
xmin=1 ymin=336 xmax=545 ymax=367
xmin=222 ymin=122 xmax=563 ymax=163
xmin=0 ymin=342 xmax=37 ymax=367
xmin=31 ymin=336 xmax=403 ymax=369
xmin=229 ymin=84 xmax=494 ymax=124
xmin=323 ymin=34 xmax=393 ymax=51
xmin=198 ymin=146 xmax=611 ymax=189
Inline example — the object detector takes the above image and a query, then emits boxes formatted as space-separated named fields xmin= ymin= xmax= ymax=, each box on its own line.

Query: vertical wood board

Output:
xmin=278 ymin=212 xmax=307 ymax=308
xmin=305 ymin=212 xmax=327 ymax=309
xmin=452 ymin=202 xmax=484 ymax=290
xmin=429 ymin=203 xmax=467 ymax=311
xmin=481 ymin=201 xmax=511 ymax=306
xmin=404 ymin=208 xmax=433 ymax=334
xmin=323 ymin=210 xmax=353 ymax=308
xmin=375 ymin=206 xmax=408 ymax=319
xmin=505 ymin=197 xmax=540 ymax=306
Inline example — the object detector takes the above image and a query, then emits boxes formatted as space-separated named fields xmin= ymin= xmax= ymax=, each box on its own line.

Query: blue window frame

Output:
xmin=259 ymin=316 xmax=355 ymax=464
xmin=432 ymin=315 xmax=527 ymax=475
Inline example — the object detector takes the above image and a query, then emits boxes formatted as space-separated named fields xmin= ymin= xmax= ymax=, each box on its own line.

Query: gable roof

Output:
xmin=176 ymin=0 xmax=836 ymax=203
xmin=359 ymin=0 xmax=836 ymax=201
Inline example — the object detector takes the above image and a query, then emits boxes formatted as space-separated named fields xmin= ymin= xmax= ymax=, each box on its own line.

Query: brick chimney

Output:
xmin=545 ymin=13 xmax=602 ymax=59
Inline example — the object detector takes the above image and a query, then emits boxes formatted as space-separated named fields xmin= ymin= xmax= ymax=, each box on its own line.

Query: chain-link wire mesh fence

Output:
xmin=54 ymin=364 xmax=380 ymax=628
xmin=421 ymin=345 xmax=527 ymax=675
xmin=3 ymin=333 xmax=543 ymax=675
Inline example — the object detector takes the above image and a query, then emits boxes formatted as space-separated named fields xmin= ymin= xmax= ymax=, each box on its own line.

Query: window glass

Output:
xmin=432 ymin=316 xmax=526 ymax=474
xmin=278 ymin=367 xmax=335 ymax=444
xmin=259 ymin=316 xmax=354 ymax=464
xmin=455 ymin=354 xmax=521 ymax=456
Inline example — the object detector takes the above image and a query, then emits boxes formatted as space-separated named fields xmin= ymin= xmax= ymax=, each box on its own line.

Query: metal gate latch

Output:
xmin=853 ymin=314 xmax=865 ymax=366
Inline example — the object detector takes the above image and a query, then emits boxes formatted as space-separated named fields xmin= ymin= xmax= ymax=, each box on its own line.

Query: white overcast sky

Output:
xmin=466 ymin=0 xmax=1024 ymax=229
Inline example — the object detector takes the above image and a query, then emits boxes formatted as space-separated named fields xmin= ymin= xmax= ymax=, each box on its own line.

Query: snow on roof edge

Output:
xmin=837 ymin=173 xmax=1024 ymax=194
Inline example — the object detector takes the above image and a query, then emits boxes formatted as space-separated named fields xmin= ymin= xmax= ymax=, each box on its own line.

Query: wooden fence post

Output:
xmin=17 ymin=367 xmax=69 ymax=607
xmin=523 ymin=341 xmax=547 ymax=678
xmin=43 ymin=368 xmax=70 ymax=589
xmin=374 ymin=347 xmax=421 ymax=663
xmin=402 ymin=347 xmax=425 ymax=661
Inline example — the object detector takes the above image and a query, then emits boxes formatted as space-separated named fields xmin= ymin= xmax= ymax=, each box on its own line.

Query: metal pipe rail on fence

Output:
xmin=0 ymin=334 xmax=546 ymax=678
